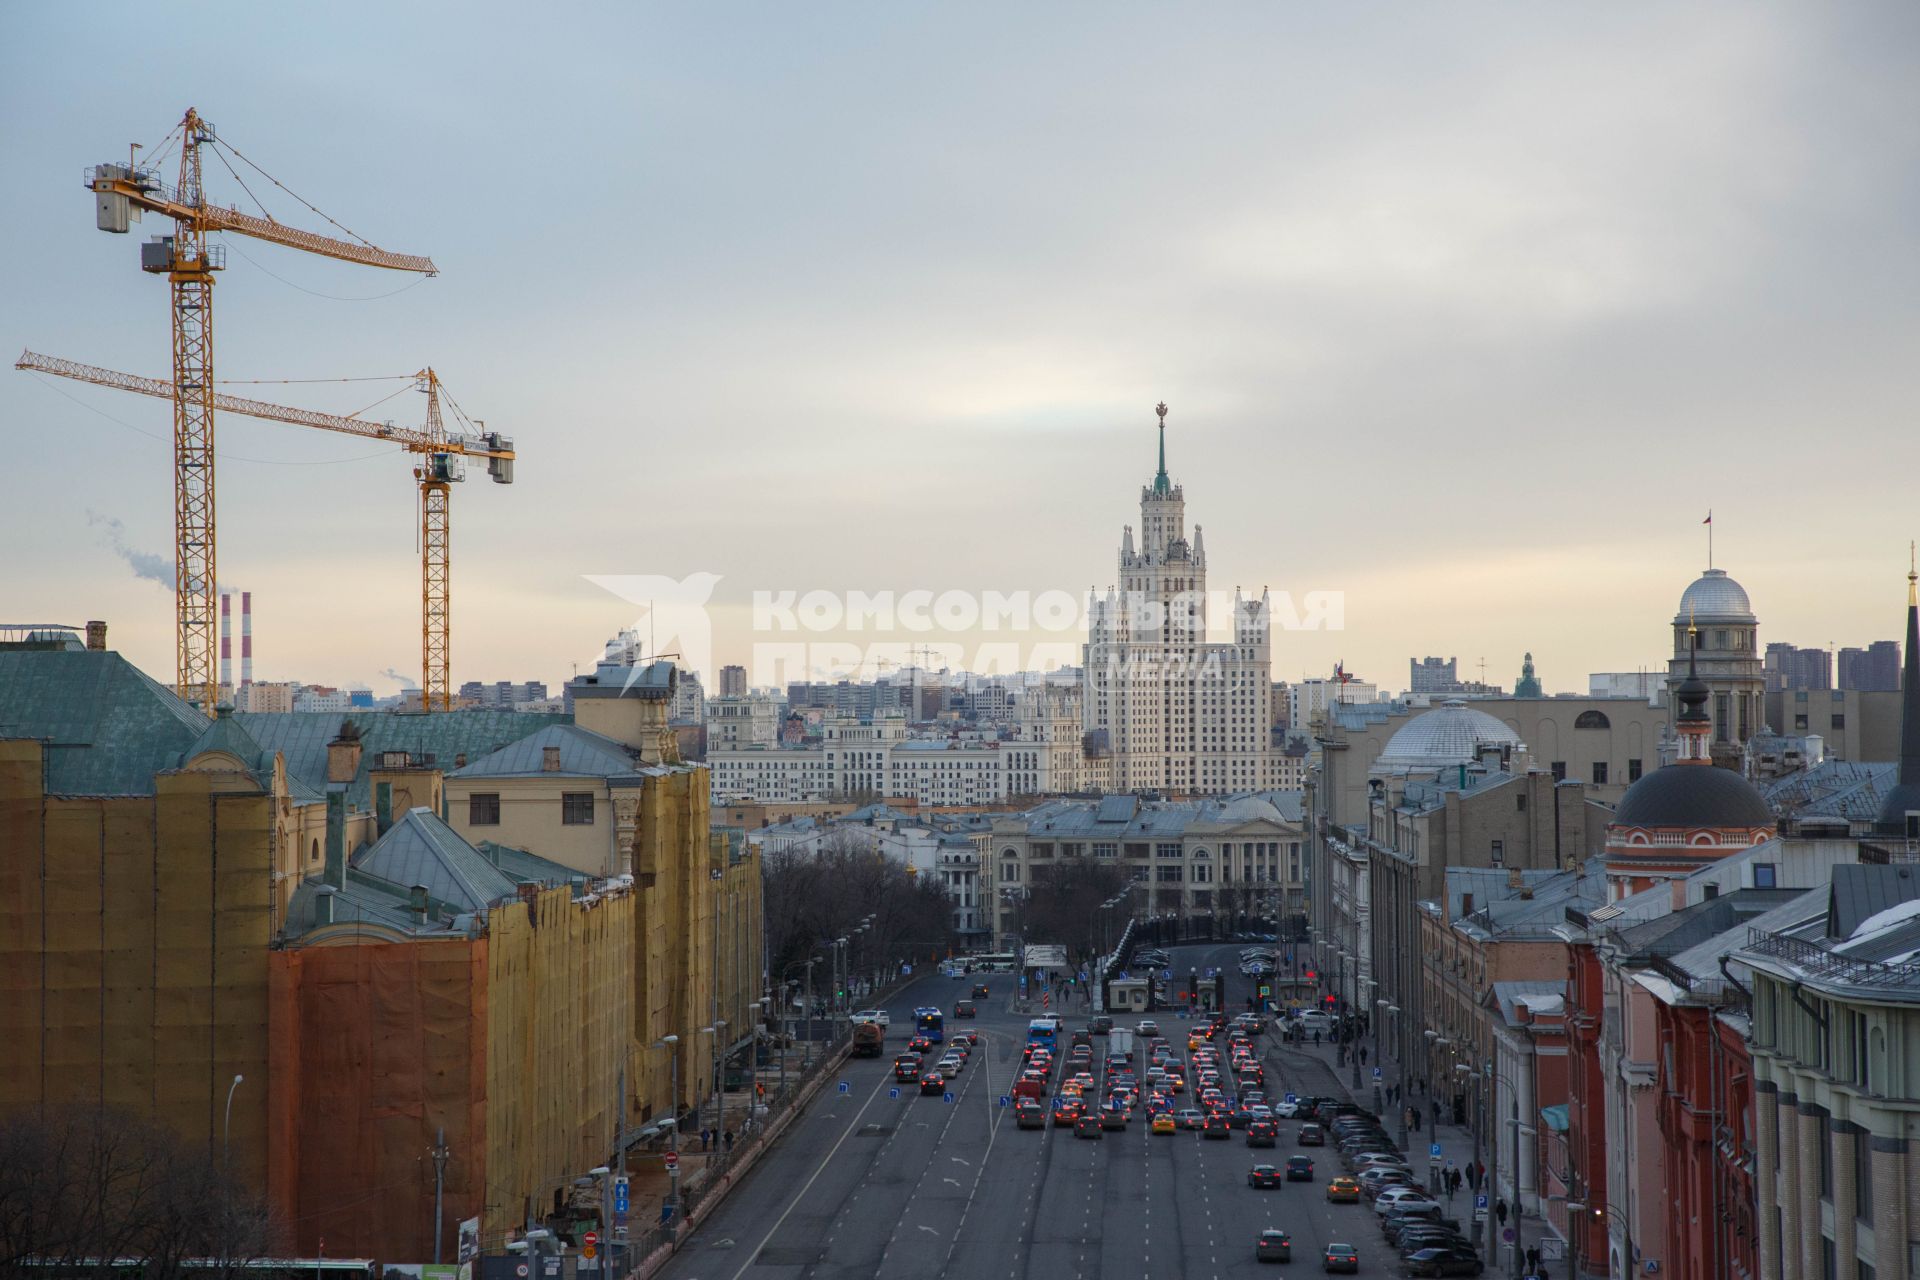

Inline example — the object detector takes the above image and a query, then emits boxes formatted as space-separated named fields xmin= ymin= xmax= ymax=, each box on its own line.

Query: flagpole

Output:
xmin=1706 ymin=510 xmax=1713 ymax=570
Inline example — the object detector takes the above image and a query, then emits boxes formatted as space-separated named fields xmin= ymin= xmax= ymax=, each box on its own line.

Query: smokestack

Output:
xmin=241 ymin=591 xmax=253 ymax=685
xmin=84 ymin=621 xmax=107 ymax=652
xmin=220 ymin=594 xmax=232 ymax=689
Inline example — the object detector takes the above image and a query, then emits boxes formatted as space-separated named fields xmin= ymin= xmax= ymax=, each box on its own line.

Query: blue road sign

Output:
xmin=1476 ymin=1194 xmax=1490 ymax=1210
xmin=1430 ymin=1143 xmax=1443 ymax=1158
xmin=1284 ymin=1092 xmax=1298 ymax=1104
xmin=1373 ymin=1067 xmax=1382 ymax=1080
xmin=838 ymin=1081 xmax=850 ymax=1094
xmin=1162 ymin=969 xmax=1173 ymax=981
xmin=889 ymin=1087 xmax=900 ymax=1099
xmin=943 ymin=1092 xmax=955 ymax=1104
xmin=998 ymin=1095 xmax=1011 ymax=1107
xmin=1205 ymin=967 xmax=1217 ymax=979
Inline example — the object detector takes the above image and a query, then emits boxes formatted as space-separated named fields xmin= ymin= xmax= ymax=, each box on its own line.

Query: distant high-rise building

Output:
xmin=1410 ymin=656 xmax=1458 ymax=693
xmin=1513 ymin=652 xmax=1543 ymax=698
xmin=1082 ymin=405 xmax=1279 ymax=793
xmin=1839 ymin=640 xmax=1901 ymax=692
xmin=719 ymin=664 xmax=748 ymax=698
xmin=1763 ymin=642 xmax=1831 ymax=692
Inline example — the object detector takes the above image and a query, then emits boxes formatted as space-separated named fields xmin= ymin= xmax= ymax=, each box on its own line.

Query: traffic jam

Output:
xmin=858 ymin=955 xmax=1488 ymax=1276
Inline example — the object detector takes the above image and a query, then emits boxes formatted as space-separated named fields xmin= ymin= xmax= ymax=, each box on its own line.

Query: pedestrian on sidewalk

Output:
xmin=1313 ymin=1029 xmax=1321 ymax=1045
xmin=1527 ymin=1247 xmax=1541 ymax=1275
xmin=1359 ymin=1046 xmax=1368 ymax=1067
xmin=1466 ymin=1162 xmax=1479 ymax=1193
xmin=723 ymin=1128 xmax=734 ymax=1154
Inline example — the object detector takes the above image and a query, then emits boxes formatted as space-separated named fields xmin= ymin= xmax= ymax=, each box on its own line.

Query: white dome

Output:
xmin=1216 ymin=795 xmax=1283 ymax=824
xmin=1374 ymin=701 xmax=1524 ymax=774
xmin=1675 ymin=569 xmax=1755 ymax=623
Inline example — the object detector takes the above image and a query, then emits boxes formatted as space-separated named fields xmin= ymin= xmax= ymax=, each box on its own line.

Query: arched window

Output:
xmin=1575 ymin=710 xmax=1611 ymax=730
xmin=310 ymin=838 xmax=320 ymax=862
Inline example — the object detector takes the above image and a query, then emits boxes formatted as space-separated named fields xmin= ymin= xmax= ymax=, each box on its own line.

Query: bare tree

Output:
xmin=763 ymin=832 xmax=957 ymax=988
xmin=0 ymin=1107 xmax=276 ymax=1280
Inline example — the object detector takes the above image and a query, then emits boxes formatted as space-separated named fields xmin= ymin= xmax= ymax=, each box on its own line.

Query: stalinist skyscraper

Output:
xmin=1082 ymin=405 xmax=1279 ymax=795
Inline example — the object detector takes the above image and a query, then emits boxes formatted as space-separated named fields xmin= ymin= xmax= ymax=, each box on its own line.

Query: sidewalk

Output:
xmin=1264 ymin=1031 xmax=1564 ymax=1278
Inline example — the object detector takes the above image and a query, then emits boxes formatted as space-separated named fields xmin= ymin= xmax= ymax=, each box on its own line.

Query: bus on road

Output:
xmin=1027 ymin=1017 xmax=1058 ymax=1050
xmin=970 ymin=952 xmax=1018 ymax=972
xmin=914 ymin=1006 xmax=945 ymax=1043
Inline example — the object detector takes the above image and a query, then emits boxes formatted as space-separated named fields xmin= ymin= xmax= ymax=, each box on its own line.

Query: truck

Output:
xmin=1107 ymin=1028 xmax=1136 ymax=1066
xmin=852 ymin=1020 xmax=885 ymax=1057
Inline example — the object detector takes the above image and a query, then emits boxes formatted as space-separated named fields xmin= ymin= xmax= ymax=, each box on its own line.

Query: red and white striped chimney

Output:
xmin=220 ymin=593 xmax=232 ymax=690
xmin=241 ymin=591 xmax=253 ymax=686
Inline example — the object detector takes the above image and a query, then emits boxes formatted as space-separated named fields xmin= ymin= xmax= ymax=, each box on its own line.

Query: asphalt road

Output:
xmin=657 ymin=941 xmax=1398 ymax=1280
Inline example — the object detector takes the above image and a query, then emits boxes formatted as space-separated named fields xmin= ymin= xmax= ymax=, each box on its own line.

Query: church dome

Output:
xmin=1216 ymin=795 xmax=1283 ymax=824
xmin=1612 ymin=764 xmax=1772 ymax=830
xmin=1374 ymin=701 xmax=1524 ymax=774
xmin=1675 ymin=569 xmax=1755 ymax=623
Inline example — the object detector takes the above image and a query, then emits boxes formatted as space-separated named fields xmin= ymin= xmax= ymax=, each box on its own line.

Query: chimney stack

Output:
xmin=408 ymin=884 xmax=430 ymax=924
xmin=326 ymin=721 xmax=364 ymax=784
xmin=241 ymin=591 xmax=253 ymax=685
xmin=84 ymin=621 xmax=107 ymax=652
xmin=220 ymin=594 xmax=232 ymax=689
xmin=543 ymin=744 xmax=563 ymax=772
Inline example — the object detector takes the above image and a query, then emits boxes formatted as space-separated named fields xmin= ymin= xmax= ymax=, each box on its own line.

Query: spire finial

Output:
xmin=1909 ymin=540 xmax=1916 ymax=607
xmin=1152 ymin=402 xmax=1170 ymax=494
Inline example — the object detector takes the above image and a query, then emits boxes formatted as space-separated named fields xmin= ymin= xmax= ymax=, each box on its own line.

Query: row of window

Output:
xmin=467 ymin=792 xmax=594 ymax=826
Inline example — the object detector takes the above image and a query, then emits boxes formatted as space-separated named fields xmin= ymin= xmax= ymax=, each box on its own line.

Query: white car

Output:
xmin=852 ymin=1009 xmax=890 ymax=1026
xmin=1271 ymin=1099 xmax=1302 ymax=1118
xmin=1373 ymin=1186 xmax=1430 ymax=1214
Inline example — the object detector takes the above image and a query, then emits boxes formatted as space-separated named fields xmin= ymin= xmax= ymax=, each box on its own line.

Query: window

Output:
xmin=310 ymin=838 xmax=320 ymax=862
xmin=1093 ymin=842 xmax=1117 ymax=859
xmin=562 ymin=792 xmax=595 ymax=825
xmin=1490 ymin=840 xmax=1505 ymax=866
xmin=1795 ymin=714 xmax=1810 ymax=731
xmin=470 ymin=793 xmax=501 ymax=826
xmin=1575 ymin=709 xmax=1611 ymax=730
xmin=1516 ymin=793 xmax=1527 ymax=812
xmin=1155 ymin=843 xmax=1183 ymax=859
xmin=1550 ymin=761 xmax=1566 ymax=781
xmin=1703 ymin=883 xmax=1718 ymax=900
xmin=1627 ymin=758 xmax=1643 ymax=783
xmin=1832 ymin=714 xmax=1847 ymax=731
xmin=1819 ymin=1113 xmax=1833 ymax=1201
xmin=1592 ymin=762 xmax=1609 ymax=785
xmin=1155 ymin=865 xmax=1184 ymax=883
xmin=1753 ymin=862 xmax=1777 ymax=888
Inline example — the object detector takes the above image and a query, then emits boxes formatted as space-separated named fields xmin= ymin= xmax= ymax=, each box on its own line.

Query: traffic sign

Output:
xmin=663 ymin=1150 xmax=679 ymax=1170
xmin=515 ymin=1267 xmax=528 ymax=1277
xmin=889 ymin=1087 xmax=900 ymax=1099
xmin=584 ymin=1233 xmax=598 ymax=1248
xmin=1283 ymin=1092 xmax=1297 ymax=1104
xmin=1503 ymin=1228 xmax=1516 ymax=1244
xmin=998 ymin=1095 xmax=1011 ymax=1107
xmin=1476 ymin=1194 xmax=1489 ymax=1210
xmin=1372 ymin=1067 xmax=1382 ymax=1080
xmin=943 ymin=1091 xmax=955 ymax=1104
xmin=838 ymin=1081 xmax=850 ymax=1094
xmin=1430 ymin=1143 xmax=1443 ymax=1158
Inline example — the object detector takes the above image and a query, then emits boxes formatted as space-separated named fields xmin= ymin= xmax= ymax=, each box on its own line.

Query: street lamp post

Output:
xmin=652 ymin=1035 xmax=680 ymax=1215
xmin=1566 ymin=1200 xmax=1634 ymax=1280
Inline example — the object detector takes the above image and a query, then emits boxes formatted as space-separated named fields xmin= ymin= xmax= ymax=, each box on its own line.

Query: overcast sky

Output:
xmin=5 ymin=3 xmax=1918 ymax=697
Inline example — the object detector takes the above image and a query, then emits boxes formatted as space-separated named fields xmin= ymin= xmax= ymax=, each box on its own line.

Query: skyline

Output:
xmin=6 ymin=4 xmax=1919 ymax=694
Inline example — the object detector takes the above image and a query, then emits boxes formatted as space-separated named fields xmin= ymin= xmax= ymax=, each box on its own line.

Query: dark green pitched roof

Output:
xmin=0 ymin=649 xmax=211 ymax=795
xmin=237 ymin=709 xmax=566 ymax=809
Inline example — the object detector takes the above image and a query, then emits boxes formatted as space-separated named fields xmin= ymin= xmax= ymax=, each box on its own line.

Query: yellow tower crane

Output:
xmin=17 ymin=351 xmax=513 ymax=712
xmin=87 ymin=107 xmax=436 ymax=713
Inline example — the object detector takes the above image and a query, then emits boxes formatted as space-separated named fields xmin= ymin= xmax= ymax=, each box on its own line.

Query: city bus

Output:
xmin=915 ymin=1006 xmax=946 ymax=1043
xmin=1027 ymin=1017 xmax=1058 ymax=1050
xmin=971 ymin=952 xmax=1018 ymax=973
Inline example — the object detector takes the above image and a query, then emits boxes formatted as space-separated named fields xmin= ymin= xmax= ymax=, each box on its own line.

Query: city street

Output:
xmin=654 ymin=942 xmax=1411 ymax=1280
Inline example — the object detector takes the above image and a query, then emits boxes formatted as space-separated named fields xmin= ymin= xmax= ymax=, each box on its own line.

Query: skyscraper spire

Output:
xmin=1876 ymin=552 xmax=1920 ymax=834
xmin=1152 ymin=401 xmax=1171 ymax=496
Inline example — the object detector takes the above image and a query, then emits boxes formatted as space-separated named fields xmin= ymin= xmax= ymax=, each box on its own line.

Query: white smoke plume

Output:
xmin=86 ymin=511 xmax=177 ymax=589
xmin=380 ymin=667 xmax=419 ymax=690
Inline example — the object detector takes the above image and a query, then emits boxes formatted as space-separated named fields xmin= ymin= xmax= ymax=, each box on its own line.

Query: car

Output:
xmin=1015 ymin=1101 xmax=1046 ymax=1129
xmin=1247 ymin=1120 xmax=1278 ymax=1148
xmin=1101 ymin=1106 xmax=1129 ymax=1131
xmin=907 ymin=1035 xmax=934 ymax=1054
xmin=1247 ymin=1163 xmax=1284 ymax=1189
xmin=956 ymin=1029 xmax=980 ymax=1047
xmin=1053 ymin=1099 xmax=1085 ymax=1127
xmin=1203 ymin=1114 xmax=1233 ymax=1140
xmin=1177 ymin=1108 xmax=1206 ymax=1130
xmin=919 ymin=1072 xmax=946 ymax=1096
xmin=1090 ymin=1015 xmax=1114 ymax=1034
xmin=1272 ymin=1098 xmax=1302 ymax=1118
xmin=1394 ymin=1226 xmax=1468 ymax=1254
xmin=1382 ymin=1208 xmax=1449 ymax=1246
xmin=1320 ymin=1175 xmax=1359 ymax=1202
xmin=1137 ymin=1020 xmax=1159 ymax=1036
xmin=1298 ymin=1124 xmax=1325 ymax=1146
xmin=954 ymin=1000 xmax=977 ymax=1018
xmin=1074 ymin=1114 xmax=1104 ymax=1139
xmin=1404 ymin=1246 xmax=1484 ymax=1277
xmin=1372 ymin=1186 xmax=1433 ymax=1214
xmin=1323 ymin=1243 xmax=1360 ymax=1274
xmin=852 ymin=1009 xmax=890 ymax=1026
xmin=1285 ymin=1155 xmax=1315 ymax=1181
xmin=938 ymin=1058 xmax=962 ymax=1079
xmin=1151 ymin=1112 xmax=1177 ymax=1135
xmin=1256 ymin=1229 xmax=1293 ymax=1264
xmin=970 ymin=982 xmax=991 ymax=999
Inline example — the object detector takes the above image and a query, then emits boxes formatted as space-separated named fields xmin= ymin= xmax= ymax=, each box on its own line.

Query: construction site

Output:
xmin=0 ymin=108 xmax=764 ymax=1266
